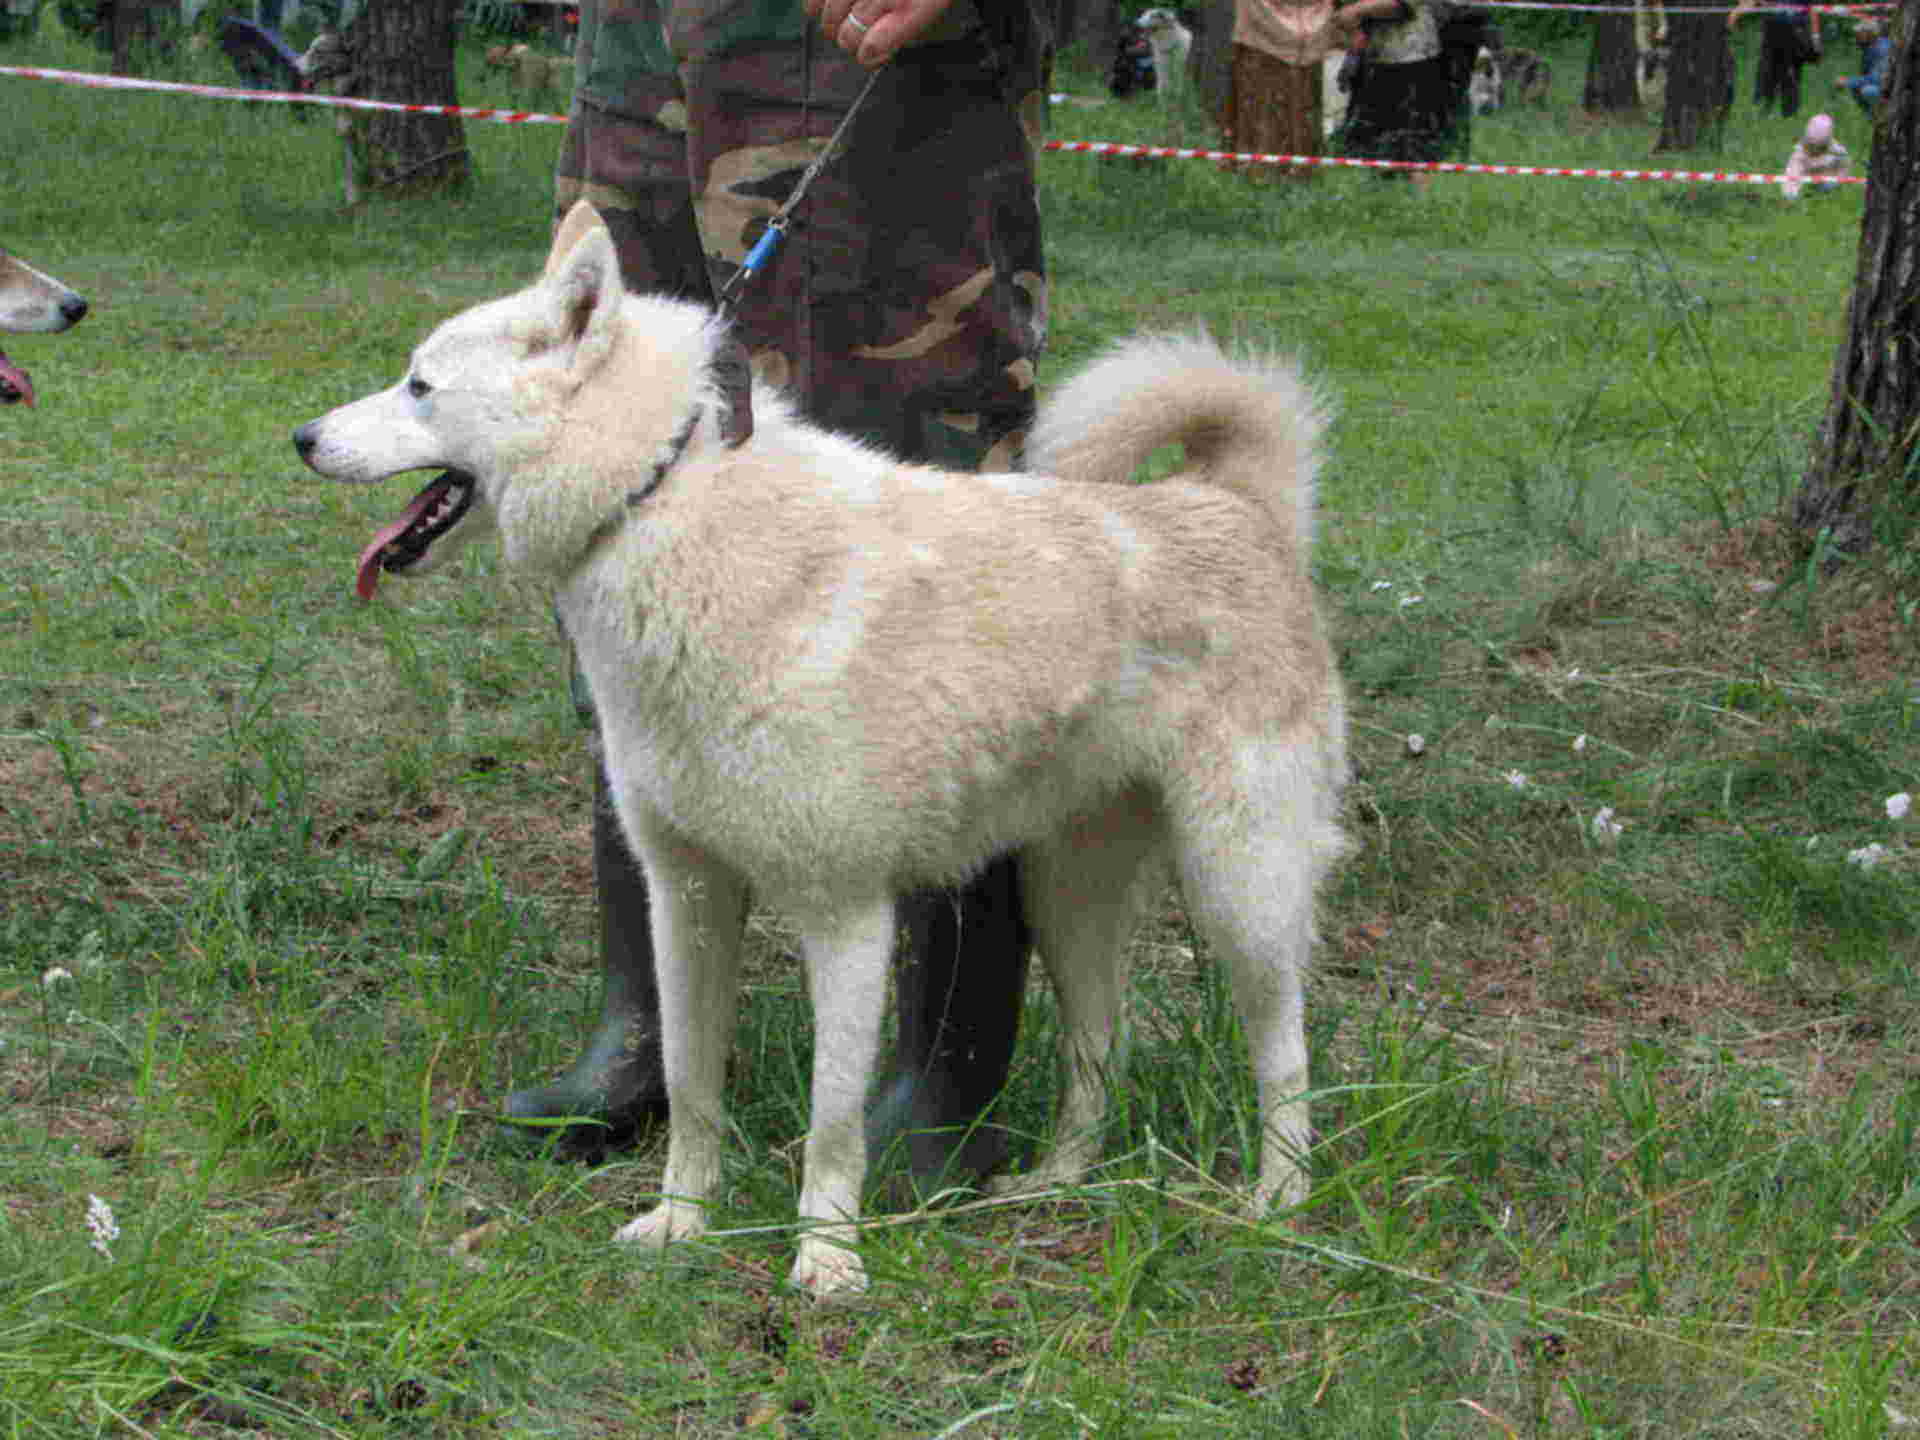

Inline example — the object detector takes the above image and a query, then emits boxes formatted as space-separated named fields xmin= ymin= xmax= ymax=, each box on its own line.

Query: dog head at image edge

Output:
xmin=0 ymin=246 xmax=88 ymax=406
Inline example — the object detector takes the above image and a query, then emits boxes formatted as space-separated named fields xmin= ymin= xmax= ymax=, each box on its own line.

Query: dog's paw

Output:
xmin=789 ymin=1236 xmax=868 ymax=1298
xmin=985 ymin=1163 xmax=1083 ymax=1200
xmin=985 ymin=1170 xmax=1042 ymax=1198
xmin=612 ymin=1199 xmax=706 ymax=1250
xmin=1251 ymin=1167 xmax=1310 ymax=1216
xmin=987 ymin=1141 xmax=1097 ymax=1198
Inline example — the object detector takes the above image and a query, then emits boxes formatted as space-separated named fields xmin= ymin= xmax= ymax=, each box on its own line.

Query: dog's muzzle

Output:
xmin=350 ymin=470 xmax=477 ymax=601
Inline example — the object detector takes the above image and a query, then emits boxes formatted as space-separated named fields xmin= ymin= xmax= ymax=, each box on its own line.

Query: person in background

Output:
xmin=1780 ymin=110 xmax=1850 ymax=198
xmin=1331 ymin=0 xmax=1449 ymax=189
xmin=1434 ymin=2 xmax=1492 ymax=161
xmin=1836 ymin=16 xmax=1891 ymax=113
xmin=1729 ymin=0 xmax=1821 ymax=119
xmin=507 ymin=0 xmax=1050 ymax=1191
xmin=1219 ymin=0 xmax=1337 ymax=182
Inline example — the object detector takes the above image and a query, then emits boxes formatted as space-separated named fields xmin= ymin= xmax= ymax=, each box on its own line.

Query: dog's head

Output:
xmin=1 ymin=247 xmax=89 ymax=406
xmin=294 ymin=202 xmax=716 ymax=597
xmin=1136 ymin=7 xmax=1190 ymax=41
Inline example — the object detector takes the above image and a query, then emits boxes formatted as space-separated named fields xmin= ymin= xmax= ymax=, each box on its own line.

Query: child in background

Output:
xmin=1837 ymin=18 xmax=1891 ymax=112
xmin=1781 ymin=111 xmax=1850 ymax=198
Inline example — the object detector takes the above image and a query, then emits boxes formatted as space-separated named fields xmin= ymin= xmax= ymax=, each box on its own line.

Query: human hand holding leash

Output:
xmin=805 ymin=0 xmax=954 ymax=65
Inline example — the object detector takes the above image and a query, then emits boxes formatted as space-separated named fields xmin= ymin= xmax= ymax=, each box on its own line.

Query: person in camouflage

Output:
xmin=505 ymin=0 xmax=1051 ymax=1187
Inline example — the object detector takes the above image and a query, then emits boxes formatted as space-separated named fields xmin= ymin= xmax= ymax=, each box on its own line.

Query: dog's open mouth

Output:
xmin=355 ymin=470 xmax=475 ymax=601
xmin=0 ymin=348 xmax=34 ymax=407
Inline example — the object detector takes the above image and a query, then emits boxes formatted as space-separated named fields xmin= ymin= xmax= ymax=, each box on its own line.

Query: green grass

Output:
xmin=4 ymin=12 xmax=1919 ymax=1438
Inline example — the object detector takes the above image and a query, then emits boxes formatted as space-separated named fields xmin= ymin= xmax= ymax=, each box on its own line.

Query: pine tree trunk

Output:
xmin=1652 ymin=7 xmax=1730 ymax=151
xmin=1795 ymin=0 xmax=1919 ymax=554
xmin=1057 ymin=0 xmax=1120 ymax=64
xmin=1583 ymin=13 xmax=1640 ymax=113
xmin=108 ymin=0 xmax=162 ymax=76
xmin=1197 ymin=0 xmax=1235 ymax=120
xmin=343 ymin=0 xmax=471 ymax=200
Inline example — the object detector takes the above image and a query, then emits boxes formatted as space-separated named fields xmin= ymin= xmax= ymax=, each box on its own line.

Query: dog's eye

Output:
xmin=407 ymin=376 xmax=433 ymax=399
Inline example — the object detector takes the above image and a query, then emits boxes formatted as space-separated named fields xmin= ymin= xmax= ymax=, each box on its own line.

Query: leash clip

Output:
xmin=713 ymin=65 xmax=884 ymax=317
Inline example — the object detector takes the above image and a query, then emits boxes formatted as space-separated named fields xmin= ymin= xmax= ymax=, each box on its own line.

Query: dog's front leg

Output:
xmin=788 ymin=898 xmax=894 ymax=1298
xmin=612 ymin=838 xmax=746 ymax=1253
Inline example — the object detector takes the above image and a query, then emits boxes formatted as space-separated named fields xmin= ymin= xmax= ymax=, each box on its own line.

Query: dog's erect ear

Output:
xmin=546 ymin=200 xmax=612 ymax=279
xmin=539 ymin=216 xmax=624 ymax=373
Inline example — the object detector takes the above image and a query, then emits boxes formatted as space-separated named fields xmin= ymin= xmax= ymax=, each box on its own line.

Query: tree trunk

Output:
xmin=108 ymin=0 xmax=162 ymax=76
xmin=1057 ymin=0 xmax=1119 ymax=63
xmin=1583 ymin=13 xmax=1640 ymax=113
xmin=342 ymin=0 xmax=471 ymax=200
xmin=1197 ymin=0 xmax=1235 ymax=120
xmin=1795 ymin=0 xmax=1918 ymax=555
xmin=1653 ymin=6 xmax=1731 ymax=151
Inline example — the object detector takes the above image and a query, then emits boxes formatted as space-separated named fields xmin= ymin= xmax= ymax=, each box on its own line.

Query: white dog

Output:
xmin=1469 ymin=46 xmax=1503 ymax=115
xmin=1135 ymin=7 xmax=1193 ymax=100
xmin=1 ymin=245 xmax=88 ymax=406
xmin=294 ymin=203 xmax=1348 ymax=1297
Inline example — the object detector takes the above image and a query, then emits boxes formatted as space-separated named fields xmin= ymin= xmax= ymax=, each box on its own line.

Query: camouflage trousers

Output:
xmin=552 ymin=36 xmax=1047 ymax=471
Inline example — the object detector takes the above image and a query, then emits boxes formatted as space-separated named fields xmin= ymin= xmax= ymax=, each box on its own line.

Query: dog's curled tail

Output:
xmin=1025 ymin=330 xmax=1330 ymax=547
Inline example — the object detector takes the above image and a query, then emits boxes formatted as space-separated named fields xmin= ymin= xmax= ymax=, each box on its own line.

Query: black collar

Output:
xmin=623 ymin=402 xmax=704 ymax=510
xmin=574 ymin=402 xmax=704 ymax=568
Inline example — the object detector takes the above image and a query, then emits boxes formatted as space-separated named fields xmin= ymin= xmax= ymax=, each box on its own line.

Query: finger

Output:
xmin=850 ymin=12 xmax=897 ymax=64
xmin=852 ymin=3 xmax=938 ymax=64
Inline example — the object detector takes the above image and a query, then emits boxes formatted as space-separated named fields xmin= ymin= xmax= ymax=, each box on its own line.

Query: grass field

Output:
xmin=3 ymin=12 xmax=1919 ymax=1437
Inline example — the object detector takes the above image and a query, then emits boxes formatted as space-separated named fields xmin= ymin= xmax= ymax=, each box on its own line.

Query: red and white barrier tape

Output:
xmin=1041 ymin=139 xmax=1867 ymax=186
xmin=1473 ymin=1 xmax=1890 ymax=12
xmin=0 ymin=64 xmax=568 ymax=123
xmin=0 ymin=64 xmax=1872 ymax=187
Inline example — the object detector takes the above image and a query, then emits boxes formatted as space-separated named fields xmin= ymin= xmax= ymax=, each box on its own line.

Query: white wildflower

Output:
xmin=1887 ymin=793 xmax=1911 ymax=822
xmin=1573 ymin=734 xmax=1588 ymax=753
xmin=1847 ymin=843 xmax=1888 ymax=871
xmin=1370 ymin=580 xmax=1394 ymax=592
xmin=1591 ymin=807 xmax=1623 ymax=845
xmin=85 ymin=1194 xmax=118 ymax=1261
xmin=1398 ymin=594 xmax=1424 ymax=609
xmin=1406 ymin=734 xmax=1426 ymax=756
xmin=1567 ymin=668 xmax=1583 ymax=681
xmin=41 ymin=967 xmax=73 ymax=988
xmin=1505 ymin=771 xmax=1528 ymax=790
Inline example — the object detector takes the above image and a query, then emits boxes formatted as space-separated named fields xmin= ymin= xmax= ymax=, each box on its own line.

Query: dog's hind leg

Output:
xmin=1169 ymin=775 xmax=1328 ymax=1216
xmin=789 ymin=897 xmax=895 ymax=1296
xmin=996 ymin=793 xmax=1161 ymax=1196
xmin=612 ymin=839 xmax=748 ymax=1254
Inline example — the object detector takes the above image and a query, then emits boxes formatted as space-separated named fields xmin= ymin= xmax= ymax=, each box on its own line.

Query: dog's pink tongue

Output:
xmin=354 ymin=487 xmax=442 ymax=601
xmin=0 ymin=349 xmax=34 ymax=407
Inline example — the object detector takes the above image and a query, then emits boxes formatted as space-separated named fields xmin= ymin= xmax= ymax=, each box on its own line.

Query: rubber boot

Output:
xmin=502 ymin=761 xmax=667 ymax=1152
xmin=866 ymin=855 xmax=1031 ymax=1191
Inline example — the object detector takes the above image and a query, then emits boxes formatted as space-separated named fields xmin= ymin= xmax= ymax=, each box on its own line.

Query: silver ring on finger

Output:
xmin=844 ymin=13 xmax=869 ymax=33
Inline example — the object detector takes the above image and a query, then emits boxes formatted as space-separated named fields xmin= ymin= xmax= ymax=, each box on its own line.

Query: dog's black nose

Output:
xmin=292 ymin=424 xmax=316 ymax=458
xmin=61 ymin=295 xmax=88 ymax=326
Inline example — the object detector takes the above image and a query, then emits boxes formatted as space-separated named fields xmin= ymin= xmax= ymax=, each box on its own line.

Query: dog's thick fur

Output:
xmin=1 ymin=245 xmax=87 ymax=405
xmin=294 ymin=203 xmax=1348 ymax=1297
